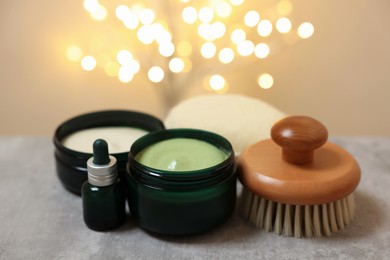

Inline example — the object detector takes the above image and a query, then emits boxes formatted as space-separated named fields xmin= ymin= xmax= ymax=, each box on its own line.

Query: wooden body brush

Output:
xmin=238 ymin=116 xmax=361 ymax=238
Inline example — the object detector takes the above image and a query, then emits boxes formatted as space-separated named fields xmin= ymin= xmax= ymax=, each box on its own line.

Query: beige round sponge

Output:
xmin=164 ymin=94 xmax=287 ymax=155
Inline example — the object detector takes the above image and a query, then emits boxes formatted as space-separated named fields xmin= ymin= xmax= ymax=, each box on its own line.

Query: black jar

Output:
xmin=54 ymin=110 xmax=164 ymax=195
xmin=126 ymin=129 xmax=237 ymax=235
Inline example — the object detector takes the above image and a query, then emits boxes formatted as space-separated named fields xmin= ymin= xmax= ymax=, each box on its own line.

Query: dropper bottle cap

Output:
xmin=87 ymin=139 xmax=117 ymax=187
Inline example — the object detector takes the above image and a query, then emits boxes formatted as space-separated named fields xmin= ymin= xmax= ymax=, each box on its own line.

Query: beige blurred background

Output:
xmin=0 ymin=0 xmax=389 ymax=136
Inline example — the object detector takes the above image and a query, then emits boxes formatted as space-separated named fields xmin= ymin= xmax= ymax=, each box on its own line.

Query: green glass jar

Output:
xmin=126 ymin=129 xmax=236 ymax=235
xmin=53 ymin=110 xmax=164 ymax=195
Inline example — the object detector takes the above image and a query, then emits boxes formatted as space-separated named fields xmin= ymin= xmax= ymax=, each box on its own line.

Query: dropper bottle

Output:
xmin=82 ymin=139 xmax=126 ymax=231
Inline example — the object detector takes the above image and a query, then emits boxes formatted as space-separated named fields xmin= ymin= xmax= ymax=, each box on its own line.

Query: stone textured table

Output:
xmin=0 ymin=136 xmax=389 ymax=259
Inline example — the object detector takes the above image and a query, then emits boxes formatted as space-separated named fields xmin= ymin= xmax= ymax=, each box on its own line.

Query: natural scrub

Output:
xmin=62 ymin=127 xmax=148 ymax=154
xmin=135 ymin=138 xmax=229 ymax=171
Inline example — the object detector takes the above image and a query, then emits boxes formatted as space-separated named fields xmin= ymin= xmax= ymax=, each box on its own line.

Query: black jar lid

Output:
xmin=53 ymin=110 xmax=165 ymax=195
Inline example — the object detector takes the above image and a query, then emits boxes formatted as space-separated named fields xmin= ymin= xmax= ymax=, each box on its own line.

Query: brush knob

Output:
xmin=271 ymin=116 xmax=328 ymax=164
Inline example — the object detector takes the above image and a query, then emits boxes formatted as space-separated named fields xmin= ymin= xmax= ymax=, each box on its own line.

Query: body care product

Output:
xmin=126 ymin=129 xmax=236 ymax=235
xmin=82 ymin=139 xmax=126 ymax=231
xmin=164 ymin=94 xmax=286 ymax=155
xmin=135 ymin=138 xmax=228 ymax=171
xmin=62 ymin=126 xmax=148 ymax=154
xmin=53 ymin=110 xmax=164 ymax=194
xmin=238 ymin=116 xmax=361 ymax=238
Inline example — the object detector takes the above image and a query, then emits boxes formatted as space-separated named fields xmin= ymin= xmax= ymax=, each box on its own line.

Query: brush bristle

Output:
xmin=240 ymin=188 xmax=356 ymax=238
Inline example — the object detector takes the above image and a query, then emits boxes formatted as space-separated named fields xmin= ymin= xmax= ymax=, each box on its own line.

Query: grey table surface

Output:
xmin=0 ymin=136 xmax=389 ymax=259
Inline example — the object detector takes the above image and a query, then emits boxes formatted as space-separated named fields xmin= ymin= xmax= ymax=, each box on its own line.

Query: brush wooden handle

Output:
xmin=238 ymin=115 xmax=361 ymax=205
xmin=271 ymin=116 xmax=328 ymax=164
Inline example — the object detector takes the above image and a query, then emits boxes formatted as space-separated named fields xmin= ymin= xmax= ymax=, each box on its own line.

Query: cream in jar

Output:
xmin=135 ymin=138 xmax=228 ymax=171
xmin=62 ymin=127 xmax=148 ymax=154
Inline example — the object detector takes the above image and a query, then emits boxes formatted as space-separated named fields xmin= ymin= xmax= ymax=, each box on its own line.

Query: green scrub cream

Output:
xmin=126 ymin=129 xmax=237 ymax=235
xmin=135 ymin=138 xmax=228 ymax=171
